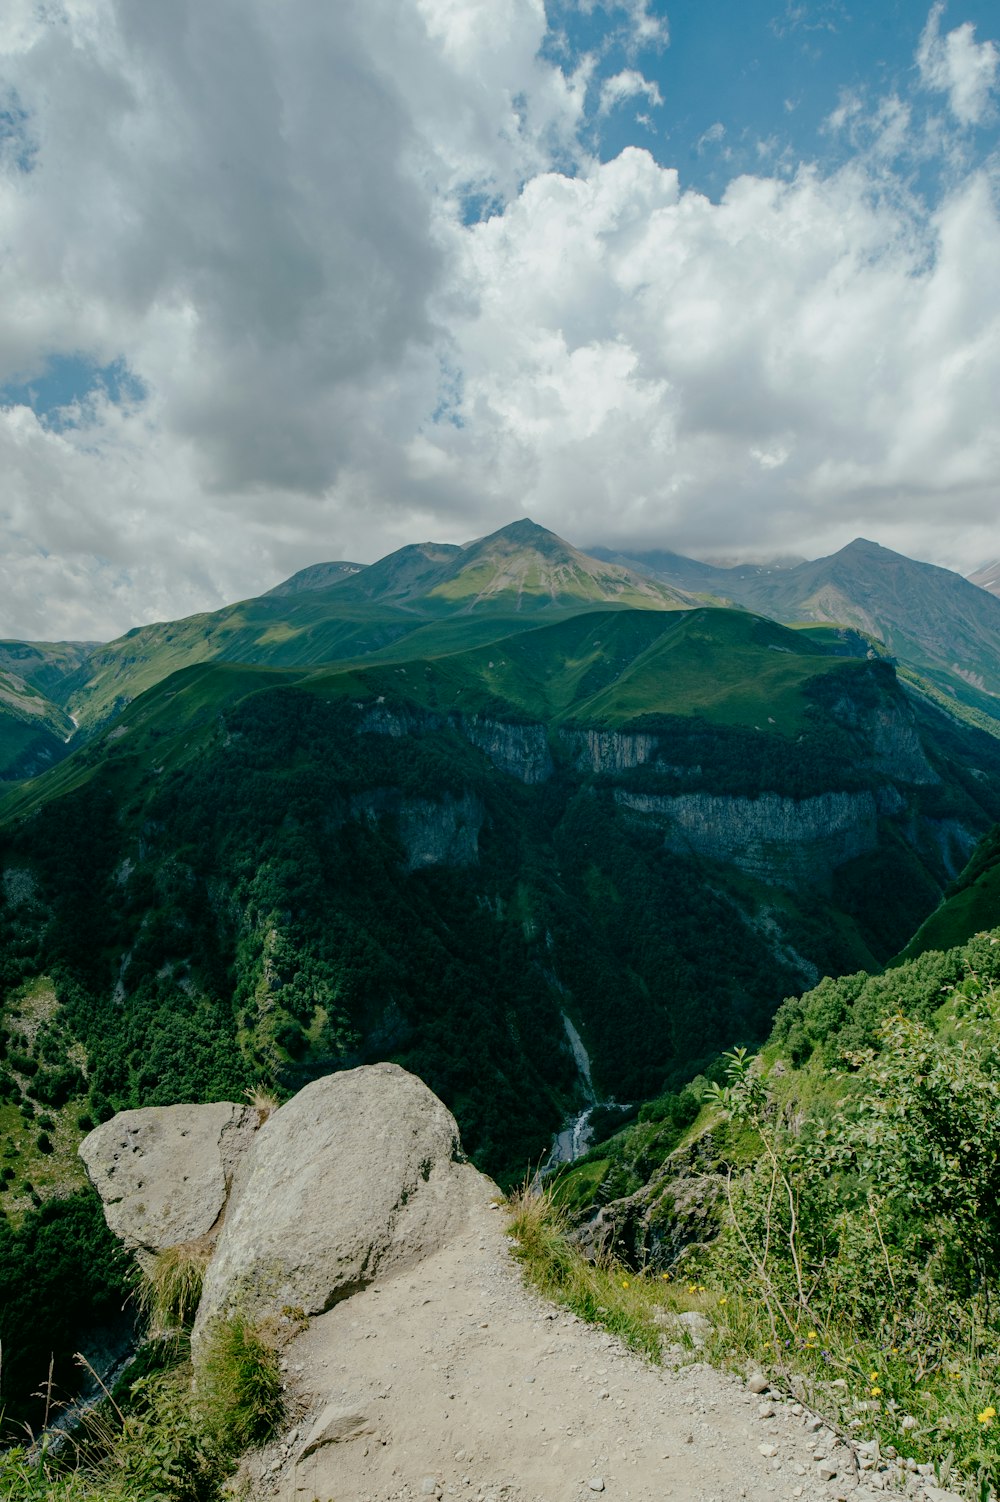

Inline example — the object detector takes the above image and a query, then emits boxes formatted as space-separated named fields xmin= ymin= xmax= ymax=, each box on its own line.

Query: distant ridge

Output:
xmin=969 ymin=560 xmax=1000 ymax=599
xmin=594 ymin=536 xmax=1000 ymax=722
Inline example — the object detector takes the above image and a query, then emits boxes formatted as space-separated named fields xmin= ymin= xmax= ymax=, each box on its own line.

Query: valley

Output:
xmin=3 ymin=519 xmax=1000 ymax=1472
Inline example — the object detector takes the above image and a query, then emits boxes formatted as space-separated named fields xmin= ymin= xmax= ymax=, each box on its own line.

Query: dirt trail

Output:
xmin=250 ymin=1182 xmax=954 ymax=1502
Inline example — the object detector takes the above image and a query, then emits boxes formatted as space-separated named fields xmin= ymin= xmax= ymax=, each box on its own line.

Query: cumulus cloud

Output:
xmin=427 ymin=149 xmax=1000 ymax=569
xmin=0 ymin=0 xmax=999 ymax=639
xmin=917 ymin=1 xmax=999 ymax=126
xmin=598 ymin=68 xmax=663 ymax=114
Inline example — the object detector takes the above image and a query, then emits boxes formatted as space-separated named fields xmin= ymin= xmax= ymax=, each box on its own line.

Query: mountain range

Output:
xmin=3 ymin=519 xmax=1000 ymax=1184
xmin=4 ymin=521 xmax=1000 ymax=787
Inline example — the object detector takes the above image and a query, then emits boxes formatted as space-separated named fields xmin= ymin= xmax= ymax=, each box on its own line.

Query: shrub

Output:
xmin=703 ymin=989 xmax=1000 ymax=1492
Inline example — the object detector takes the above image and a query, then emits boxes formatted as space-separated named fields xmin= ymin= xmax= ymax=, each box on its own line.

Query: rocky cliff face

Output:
xmin=457 ymin=715 xmax=553 ymax=783
xmin=562 ymin=729 xmax=660 ymax=775
xmin=350 ymin=788 xmax=483 ymax=871
xmin=360 ymin=703 xmax=553 ymax=784
xmin=614 ymin=788 xmax=879 ymax=887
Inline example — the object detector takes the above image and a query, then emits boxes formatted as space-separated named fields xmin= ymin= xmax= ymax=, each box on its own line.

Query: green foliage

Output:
xmin=198 ymin=1314 xmax=285 ymax=1453
xmin=0 ymin=1190 xmax=128 ymax=1433
xmin=704 ymin=981 xmax=1000 ymax=1490
xmin=507 ymin=1186 xmax=664 ymax=1360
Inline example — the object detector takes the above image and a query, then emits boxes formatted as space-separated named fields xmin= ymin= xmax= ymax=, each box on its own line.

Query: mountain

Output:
xmin=264 ymin=561 xmax=366 ymax=596
xmin=21 ymin=521 xmax=698 ymax=742
xmin=3 ymin=603 xmax=999 ymax=1211
xmin=0 ymin=642 xmax=88 ymax=778
xmin=594 ymin=537 xmax=1000 ymax=726
xmin=0 ymin=669 xmax=74 ymax=779
xmin=969 ymin=559 xmax=1000 ymax=598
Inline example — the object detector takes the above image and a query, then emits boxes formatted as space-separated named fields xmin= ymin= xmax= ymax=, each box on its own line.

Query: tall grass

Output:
xmin=130 ymin=1241 xmax=211 ymax=1332
xmin=507 ymin=1184 xmax=667 ymax=1361
xmin=199 ymin=1313 xmax=285 ymax=1453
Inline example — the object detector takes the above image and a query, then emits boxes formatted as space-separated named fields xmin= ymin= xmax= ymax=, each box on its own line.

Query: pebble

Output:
xmin=748 ymin=1374 xmax=770 ymax=1394
xmin=588 ymin=1478 xmax=605 ymax=1492
xmin=420 ymin=1478 xmax=438 ymax=1495
xmin=758 ymin=1444 xmax=778 ymax=1458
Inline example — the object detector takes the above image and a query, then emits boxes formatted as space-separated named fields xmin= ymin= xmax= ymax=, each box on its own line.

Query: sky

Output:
xmin=0 ymin=0 xmax=998 ymax=640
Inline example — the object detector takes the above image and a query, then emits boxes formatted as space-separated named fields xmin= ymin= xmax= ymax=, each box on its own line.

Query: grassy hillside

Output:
xmin=604 ymin=537 xmax=1000 ymax=729
xmin=897 ymin=823 xmax=1000 ymax=960
xmin=0 ymin=670 xmax=75 ymax=780
xmin=304 ymin=607 xmax=860 ymax=735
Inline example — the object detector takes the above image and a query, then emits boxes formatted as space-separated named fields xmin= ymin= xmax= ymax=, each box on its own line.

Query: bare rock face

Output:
xmin=79 ymin=1102 xmax=258 ymax=1253
xmin=193 ymin=1063 xmax=489 ymax=1344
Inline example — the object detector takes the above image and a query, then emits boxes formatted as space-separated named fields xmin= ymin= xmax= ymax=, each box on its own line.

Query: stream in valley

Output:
xmin=543 ymin=1014 xmax=631 ymax=1172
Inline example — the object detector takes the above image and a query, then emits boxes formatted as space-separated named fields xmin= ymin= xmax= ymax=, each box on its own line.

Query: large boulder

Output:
xmin=193 ymin=1063 xmax=489 ymax=1342
xmin=79 ymin=1102 xmax=258 ymax=1253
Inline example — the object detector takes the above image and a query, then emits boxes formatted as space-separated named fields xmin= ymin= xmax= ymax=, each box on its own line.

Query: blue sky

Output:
xmin=561 ymin=0 xmax=1000 ymax=196
xmin=0 ymin=0 xmax=998 ymax=639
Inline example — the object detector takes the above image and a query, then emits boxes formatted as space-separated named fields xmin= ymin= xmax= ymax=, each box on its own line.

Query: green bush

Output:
xmin=704 ymin=986 xmax=1000 ymax=1491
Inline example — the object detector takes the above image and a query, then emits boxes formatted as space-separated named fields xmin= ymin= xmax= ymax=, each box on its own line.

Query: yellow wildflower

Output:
xmin=869 ymin=1372 xmax=879 ymax=1382
xmin=870 ymin=1387 xmax=882 ymax=1398
xmin=621 ymin=1280 xmax=630 ymax=1289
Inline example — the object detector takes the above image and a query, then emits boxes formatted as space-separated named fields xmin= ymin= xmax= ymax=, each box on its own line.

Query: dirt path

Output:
xmin=249 ymin=1180 xmax=955 ymax=1502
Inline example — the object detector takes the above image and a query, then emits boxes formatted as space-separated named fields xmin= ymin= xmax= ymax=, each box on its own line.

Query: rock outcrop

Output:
xmin=82 ymin=1065 xmax=493 ymax=1357
xmin=193 ymin=1063 xmax=487 ymax=1340
xmin=79 ymin=1101 xmax=258 ymax=1254
xmin=614 ymin=787 xmax=879 ymax=887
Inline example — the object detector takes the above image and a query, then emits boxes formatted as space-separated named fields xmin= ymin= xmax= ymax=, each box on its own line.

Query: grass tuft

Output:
xmin=131 ymin=1240 xmax=212 ymax=1332
xmin=506 ymin=1185 xmax=666 ymax=1362
xmin=199 ymin=1312 xmax=285 ymax=1453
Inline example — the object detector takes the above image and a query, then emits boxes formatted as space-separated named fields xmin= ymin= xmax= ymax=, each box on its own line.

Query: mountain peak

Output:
xmin=464 ymin=518 xmax=569 ymax=555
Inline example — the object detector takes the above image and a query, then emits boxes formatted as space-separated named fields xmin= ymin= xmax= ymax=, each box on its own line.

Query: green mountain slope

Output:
xmin=896 ymin=822 xmax=1000 ymax=959
xmin=50 ymin=522 xmax=700 ymax=736
xmin=0 ymin=670 xmax=75 ymax=780
xmin=3 ymin=608 xmax=999 ymax=1204
xmin=596 ymin=537 xmax=1000 ymax=727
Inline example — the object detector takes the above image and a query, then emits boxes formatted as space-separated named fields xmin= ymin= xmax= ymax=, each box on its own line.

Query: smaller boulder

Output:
xmin=79 ymin=1102 xmax=257 ymax=1252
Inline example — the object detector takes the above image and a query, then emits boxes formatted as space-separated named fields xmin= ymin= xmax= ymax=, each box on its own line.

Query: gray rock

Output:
xmin=194 ymin=1063 xmax=491 ymax=1343
xmin=588 ymin=1478 xmax=605 ymax=1492
xmin=747 ymin=1373 xmax=770 ymax=1394
xmin=298 ymin=1404 xmax=374 ymax=1458
xmin=79 ymin=1102 xmax=258 ymax=1252
xmin=676 ymin=1310 xmax=711 ymax=1345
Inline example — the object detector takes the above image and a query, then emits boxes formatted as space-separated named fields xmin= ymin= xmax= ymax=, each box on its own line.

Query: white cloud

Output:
xmin=598 ymin=68 xmax=663 ymax=115
xmin=426 ymin=149 xmax=1000 ymax=570
xmin=917 ymin=1 xmax=999 ymax=126
xmin=0 ymin=0 xmax=999 ymax=640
